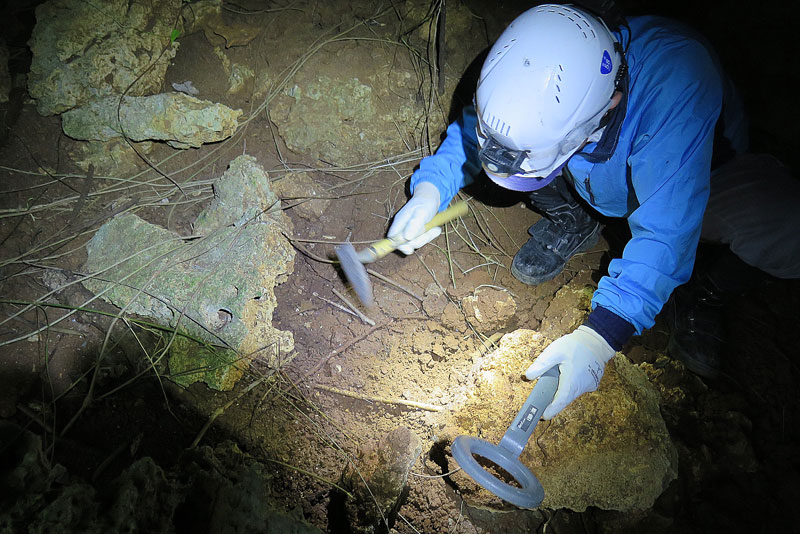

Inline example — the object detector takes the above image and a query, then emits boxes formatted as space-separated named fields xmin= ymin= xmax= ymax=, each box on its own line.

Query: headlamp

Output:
xmin=477 ymin=131 xmax=530 ymax=178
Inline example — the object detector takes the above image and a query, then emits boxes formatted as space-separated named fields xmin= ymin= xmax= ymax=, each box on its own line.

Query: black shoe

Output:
xmin=666 ymin=279 xmax=725 ymax=379
xmin=511 ymin=217 xmax=600 ymax=285
xmin=666 ymin=247 xmax=770 ymax=379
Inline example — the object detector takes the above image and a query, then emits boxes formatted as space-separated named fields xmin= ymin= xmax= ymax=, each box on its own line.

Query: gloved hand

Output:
xmin=387 ymin=182 xmax=442 ymax=255
xmin=525 ymin=325 xmax=615 ymax=419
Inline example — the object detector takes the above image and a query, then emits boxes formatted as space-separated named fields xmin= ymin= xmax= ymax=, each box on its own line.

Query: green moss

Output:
xmin=168 ymin=337 xmax=243 ymax=390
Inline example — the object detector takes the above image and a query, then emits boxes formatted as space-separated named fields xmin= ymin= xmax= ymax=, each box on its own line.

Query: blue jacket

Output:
xmin=409 ymin=16 xmax=747 ymax=345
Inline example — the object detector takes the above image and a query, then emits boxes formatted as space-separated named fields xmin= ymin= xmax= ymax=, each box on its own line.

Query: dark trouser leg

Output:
xmin=668 ymin=154 xmax=800 ymax=378
xmin=511 ymin=174 xmax=600 ymax=285
xmin=701 ymin=154 xmax=800 ymax=279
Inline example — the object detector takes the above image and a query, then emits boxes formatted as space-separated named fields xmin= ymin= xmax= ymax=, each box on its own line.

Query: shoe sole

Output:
xmin=667 ymin=334 xmax=720 ymax=380
xmin=511 ymin=224 xmax=601 ymax=286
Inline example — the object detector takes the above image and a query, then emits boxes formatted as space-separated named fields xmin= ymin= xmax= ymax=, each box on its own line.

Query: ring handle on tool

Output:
xmin=451 ymin=366 xmax=559 ymax=509
xmin=451 ymin=435 xmax=545 ymax=509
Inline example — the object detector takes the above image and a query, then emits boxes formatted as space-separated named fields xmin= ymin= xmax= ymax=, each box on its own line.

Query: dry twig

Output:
xmin=367 ymin=268 xmax=423 ymax=301
xmin=191 ymin=375 xmax=271 ymax=448
xmin=302 ymin=325 xmax=382 ymax=378
xmin=331 ymin=287 xmax=375 ymax=326
xmin=313 ymin=384 xmax=443 ymax=412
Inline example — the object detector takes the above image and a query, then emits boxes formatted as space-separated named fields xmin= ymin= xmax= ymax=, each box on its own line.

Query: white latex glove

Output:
xmin=525 ymin=325 xmax=615 ymax=420
xmin=387 ymin=182 xmax=442 ymax=255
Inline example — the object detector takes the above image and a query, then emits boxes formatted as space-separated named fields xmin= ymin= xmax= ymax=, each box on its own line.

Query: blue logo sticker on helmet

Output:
xmin=600 ymin=50 xmax=613 ymax=75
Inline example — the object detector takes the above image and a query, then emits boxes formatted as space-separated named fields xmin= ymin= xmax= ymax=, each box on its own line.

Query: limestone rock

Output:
xmin=405 ymin=0 xmax=482 ymax=53
xmin=269 ymin=46 xmax=425 ymax=166
xmin=461 ymin=287 xmax=517 ymax=334
xmin=271 ymin=172 xmax=331 ymax=220
xmin=182 ymin=0 xmax=263 ymax=48
xmin=339 ymin=427 xmax=422 ymax=533
xmin=27 ymin=0 xmax=181 ymax=116
xmin=221 ymin=56 xmax=255 ymax=96
xmin=83 ymin=155 xmax=294 ymax=390
xmin=61 ymin=93 xmax=242 ymax=149
xmin=210 ymin=46 xmax=256 ymax=96
xmin=446 ymin=329 xmax=678 ymax=512
xmin=179 ymin=442 xmax=321 ymax=534
xmin=0 ymin=423 xmax=320 ymax=533
xmin=67 ymin=139 xmax=153 ymax=177
xmin=264 ymin=2 xmax=487 ymax=166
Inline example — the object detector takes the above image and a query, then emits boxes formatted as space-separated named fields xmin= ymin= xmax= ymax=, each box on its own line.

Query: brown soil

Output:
xmin=1 ymin=1 xmax=799 ymax=533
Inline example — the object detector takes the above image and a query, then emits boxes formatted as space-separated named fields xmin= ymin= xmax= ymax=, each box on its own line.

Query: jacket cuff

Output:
xmin=584 ymin=306 xmax=636 ymax=351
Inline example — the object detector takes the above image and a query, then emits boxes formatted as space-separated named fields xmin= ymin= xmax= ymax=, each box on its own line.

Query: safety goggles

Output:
xmin=475 ymin=99 xmax=612 ymax=179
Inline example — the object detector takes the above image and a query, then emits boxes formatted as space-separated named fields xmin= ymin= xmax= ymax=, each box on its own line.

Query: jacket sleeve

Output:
xmin=410 ymin=105 xmax=483 ymax=211
xmin=591 ymin=42 xmax=723 ymax=335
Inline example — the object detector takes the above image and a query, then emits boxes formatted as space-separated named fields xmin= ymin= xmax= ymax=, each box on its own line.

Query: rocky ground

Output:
xmin=1 ymin=1 xmax=798 ymax=533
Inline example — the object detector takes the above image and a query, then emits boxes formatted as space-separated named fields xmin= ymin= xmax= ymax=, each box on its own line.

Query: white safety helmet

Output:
xmin=475 ymin=4 xmax=623 ymax=186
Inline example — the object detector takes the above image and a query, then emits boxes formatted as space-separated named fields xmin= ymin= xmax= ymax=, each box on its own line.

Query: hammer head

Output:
xmin=334 ymin=242 xmax=374 ymax=308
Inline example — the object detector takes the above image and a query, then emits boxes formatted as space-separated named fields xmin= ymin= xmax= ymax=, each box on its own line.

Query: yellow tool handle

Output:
xmin=358 ymin=201 xmax=469 ymax=263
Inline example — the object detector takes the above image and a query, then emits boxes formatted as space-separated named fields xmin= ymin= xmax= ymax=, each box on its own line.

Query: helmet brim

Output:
xmin=483 ymin=165 xmax=557 ymax=192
